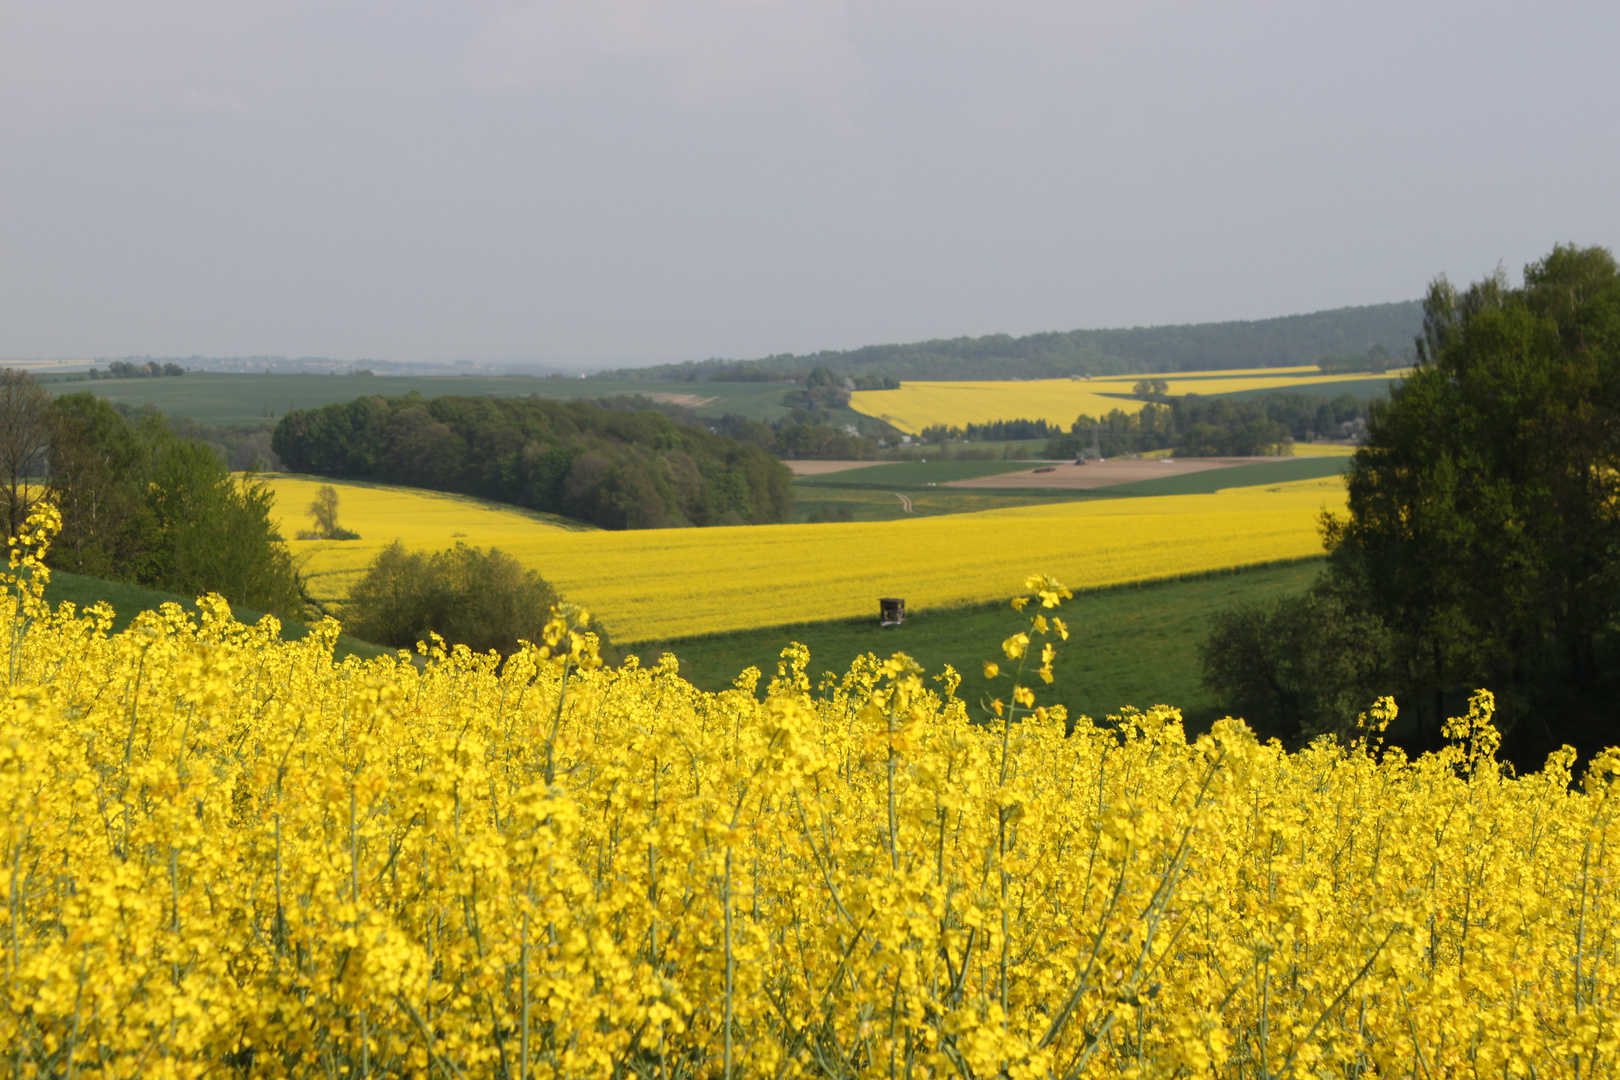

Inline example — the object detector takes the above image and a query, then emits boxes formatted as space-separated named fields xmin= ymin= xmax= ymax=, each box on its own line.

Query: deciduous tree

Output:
xmin=1322 ymin=244 xmax=1620 ymax=759
xmin=0 ymin=370 xmax=51 ymax=539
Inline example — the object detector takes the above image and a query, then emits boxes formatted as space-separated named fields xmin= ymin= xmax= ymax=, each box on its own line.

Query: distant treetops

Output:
xmin=271 ymin=393 xmax=794 ymax=531
xmin=85 ymin=359 xmax=187 ymax=379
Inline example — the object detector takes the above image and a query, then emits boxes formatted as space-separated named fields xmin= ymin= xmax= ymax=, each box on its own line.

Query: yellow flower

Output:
xmin=0 ymin=523 xmax=1601 ymax=1080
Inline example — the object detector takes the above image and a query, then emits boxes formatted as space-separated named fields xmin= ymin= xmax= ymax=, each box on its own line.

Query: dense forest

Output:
xmin=601 ymin=301 xmax=1422 ymax=382
xmin=271 ymin=394 xmax=794 ymax=529
xmin=1041 ymin=391 xmax=1372 ymax=458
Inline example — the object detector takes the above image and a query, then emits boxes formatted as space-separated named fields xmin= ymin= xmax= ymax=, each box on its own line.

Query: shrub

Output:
xmin=343 ymin=540 xmax=601 ymax=656
xmin=1199 ymin=586 xmax=1394 ymax=746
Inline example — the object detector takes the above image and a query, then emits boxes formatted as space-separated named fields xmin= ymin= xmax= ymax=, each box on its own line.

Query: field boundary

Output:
xmin=794 ymin=477 xmax=1104 ymax=496
xmin=637 ymin=554 xmax=1327 ymax=651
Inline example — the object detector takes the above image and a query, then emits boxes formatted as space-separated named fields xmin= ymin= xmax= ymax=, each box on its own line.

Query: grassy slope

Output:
xmin=42 ymin=571 xmax=389 ymax=661
xmin=46 ymin=372 xmax=803 ymax=426
xmin=638 ymin=559 xmax=1324 ymax=731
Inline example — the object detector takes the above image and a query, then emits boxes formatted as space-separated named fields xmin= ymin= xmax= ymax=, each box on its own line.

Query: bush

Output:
xmin=343 ymin=541 xmax=605 ymax=656
xmin=1199 ymin=586 xmax=1394 ymax=747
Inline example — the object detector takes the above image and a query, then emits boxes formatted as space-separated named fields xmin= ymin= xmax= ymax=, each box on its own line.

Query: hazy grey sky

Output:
xmin=2 ymin=1 xmax=1616 ymax=368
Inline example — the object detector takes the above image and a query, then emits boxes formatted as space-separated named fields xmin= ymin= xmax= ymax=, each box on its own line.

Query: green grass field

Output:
xmin=46 ymin=372 xmax=804 ymax=426
xmin=636 ymin=559 xmax=1325 ymax=731
xmin=40 ymin=571 xmax=389 ymax=661
xmin=795 ymin=459 xmax=1045 ymax=489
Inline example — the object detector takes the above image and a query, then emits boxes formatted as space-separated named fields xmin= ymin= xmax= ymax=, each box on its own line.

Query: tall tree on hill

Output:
xmin=1321 ymin=244 xmax=1620 ymax=760
xmin=0 ymin=371 xmax=51 ymax=539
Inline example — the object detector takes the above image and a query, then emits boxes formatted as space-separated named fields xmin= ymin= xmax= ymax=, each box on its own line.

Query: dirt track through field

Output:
xmin=944 ymin=457 xmax=1298 ymax=489
xmin=785 ymin=460 xmax=892 ymax=476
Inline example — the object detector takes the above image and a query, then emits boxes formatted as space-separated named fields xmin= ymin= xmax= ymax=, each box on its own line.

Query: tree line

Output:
xmin=1041 ymin=391 xmax=1371 ymax=459
xmin=1201 ymin=244 xmax=1620 ymax=767
xmin=699 ymin=362 xmax=900 ymax=389
xmin=1317 ymin=344 xmax=1399 ymax=374
xmin=88 ymin=360 xmax=187 ymax=379
xmin=0 ymin=380 xmax=301 ymax=616
xmin=271 ymin=393 xmax=795 ymax=529
xmin=597 ymin=301 xmax=1423 ymax=382
xmin=918 ymin=418 xmax=1063 ymax=443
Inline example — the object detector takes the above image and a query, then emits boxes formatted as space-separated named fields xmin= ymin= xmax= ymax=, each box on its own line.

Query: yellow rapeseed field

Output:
xmin=267 ymin=474 xmax=591 ymax=608
xmin=2 ymin=508 xmax=1615 ymax=1078
xmin=1285 ymin=442 xmax=1360 ymax=457
xmin=273 ymin=474 xmax=1345 ymax=643
xmin=851 ymin=367 xmax=1408 ymax=435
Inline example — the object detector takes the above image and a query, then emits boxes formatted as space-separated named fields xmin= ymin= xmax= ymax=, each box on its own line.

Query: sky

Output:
xmin=2 ymin=1 xmax=1617 ymax=370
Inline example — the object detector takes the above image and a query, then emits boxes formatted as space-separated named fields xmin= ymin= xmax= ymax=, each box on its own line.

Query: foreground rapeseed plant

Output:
xmin=1 ymin=504 xmax=1616 ymax=1078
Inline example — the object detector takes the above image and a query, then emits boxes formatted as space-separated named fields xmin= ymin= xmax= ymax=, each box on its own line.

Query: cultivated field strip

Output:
xmin=272 ymin=474 xmax=1344 ymax=643
xmin=850 ymin=366 xmax=1408 ymax=434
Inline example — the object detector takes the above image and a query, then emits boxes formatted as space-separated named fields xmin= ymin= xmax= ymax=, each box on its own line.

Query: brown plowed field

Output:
xmin=784 ymin=460 xmax=891 ymax=476
xmin=944 ymin=457 xmax=1296 ymax=489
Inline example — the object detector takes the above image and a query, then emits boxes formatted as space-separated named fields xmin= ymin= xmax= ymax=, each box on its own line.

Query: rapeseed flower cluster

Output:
xmin=1 ymin=506 xmax=1615 ymax=1078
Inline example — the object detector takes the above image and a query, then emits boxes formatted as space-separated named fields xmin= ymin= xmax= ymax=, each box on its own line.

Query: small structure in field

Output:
xmin=879 ymin=598 xmax=906 ymax=626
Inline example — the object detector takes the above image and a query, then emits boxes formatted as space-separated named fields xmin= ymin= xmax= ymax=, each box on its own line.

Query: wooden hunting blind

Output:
xmin=879 ymin=598 xmax=906 ymax=626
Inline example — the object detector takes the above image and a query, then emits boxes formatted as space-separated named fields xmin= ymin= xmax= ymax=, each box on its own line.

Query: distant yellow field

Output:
xmin=1288 ymin=442 xmax=1360 ymax=457
xmin=270 ymin=472 xmax=1345 ymax=644
xmin=850 ymin=366 xmax=1407 ymax=435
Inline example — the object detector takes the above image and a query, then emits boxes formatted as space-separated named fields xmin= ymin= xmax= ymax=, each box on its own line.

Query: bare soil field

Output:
xmin=945 ymin=457 xmax=1296 ymax=489
xmin=643 ymin=393 xmax=720 ymax=407
xmin=785 ymin=460 xmax=892 ymax=476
